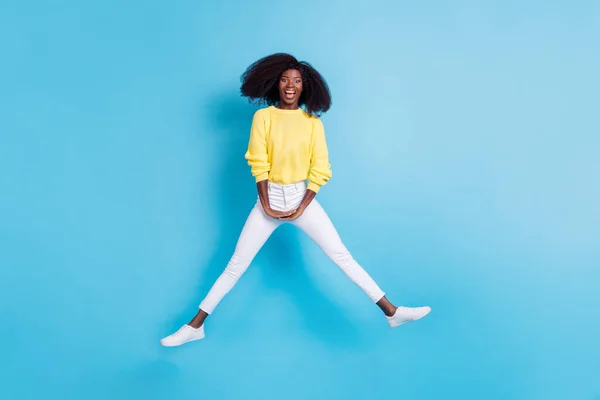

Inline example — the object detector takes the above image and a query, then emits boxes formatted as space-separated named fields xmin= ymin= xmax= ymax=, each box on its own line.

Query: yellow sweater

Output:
xmin=244 ymin=106 xmax=332 ymax=193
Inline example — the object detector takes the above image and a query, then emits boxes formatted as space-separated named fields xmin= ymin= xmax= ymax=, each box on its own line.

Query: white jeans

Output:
xmin=199 ymin=181 xmax=386 ymax=314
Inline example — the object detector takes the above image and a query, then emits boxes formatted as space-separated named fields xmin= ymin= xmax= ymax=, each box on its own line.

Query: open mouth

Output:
xmin=284 ymin=90 xmax=296 ymax=99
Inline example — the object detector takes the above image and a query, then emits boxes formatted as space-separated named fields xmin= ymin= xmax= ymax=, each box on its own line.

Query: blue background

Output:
xmin=1 ymin=1 xmax=599 ymax=399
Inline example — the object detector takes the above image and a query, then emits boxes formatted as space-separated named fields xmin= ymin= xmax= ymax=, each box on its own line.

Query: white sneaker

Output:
xmin=386 ymin=306 xmax=431 ymax=328
xmin=160 ymin=324 xmax=205 ymax=347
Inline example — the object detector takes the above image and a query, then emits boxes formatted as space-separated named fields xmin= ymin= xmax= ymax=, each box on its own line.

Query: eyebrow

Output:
xmin=281 ymin=75 xmax=302 ymax=79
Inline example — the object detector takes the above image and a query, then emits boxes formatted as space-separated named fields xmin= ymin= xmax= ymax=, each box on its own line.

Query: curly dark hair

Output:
xmin=240 ymin=53 xmax=332 ymax=116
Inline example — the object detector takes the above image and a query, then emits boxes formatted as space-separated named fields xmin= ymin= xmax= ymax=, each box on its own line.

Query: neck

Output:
xmin=276 ymin=102 xmax=300 ymax=110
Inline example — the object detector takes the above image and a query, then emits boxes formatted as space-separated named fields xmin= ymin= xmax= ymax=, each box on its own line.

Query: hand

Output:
xmin=265 ymin=207 xmax=297 ymax=219
xmin=278 ymin=207 xmax=305 ymax=221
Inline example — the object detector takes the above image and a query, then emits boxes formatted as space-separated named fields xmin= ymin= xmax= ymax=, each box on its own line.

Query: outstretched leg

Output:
xmin=290 ymin=201 xmax=387 ymax=303
xmin=291 ymin=200 xmax=430 ymax=327
xmin=197 ymin=202 xmax=282 ymax=317
xmin=160 ymin=201 xmax=282 ymax=346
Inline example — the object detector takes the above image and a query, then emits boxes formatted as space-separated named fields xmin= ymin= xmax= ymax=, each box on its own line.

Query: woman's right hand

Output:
xmin=265 ymin=207 xmax=297 ymax=219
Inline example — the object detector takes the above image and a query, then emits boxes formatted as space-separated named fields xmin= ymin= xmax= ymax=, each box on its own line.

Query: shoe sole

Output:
xmin=160 ymin=335 xmax=205 ymax=347
xmin=389 ymin=309 xmax=431 ymax=328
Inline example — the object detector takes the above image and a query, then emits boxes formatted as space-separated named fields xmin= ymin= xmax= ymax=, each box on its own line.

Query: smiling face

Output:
xmin=278 ymin=69 xmax=303 ymax=109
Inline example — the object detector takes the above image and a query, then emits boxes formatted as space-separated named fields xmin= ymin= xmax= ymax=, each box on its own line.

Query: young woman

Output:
xmin=160 ymin=53 xmax=431 ymax=346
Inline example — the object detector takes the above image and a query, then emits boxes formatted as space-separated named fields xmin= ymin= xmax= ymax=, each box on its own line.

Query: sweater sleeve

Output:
xmin=307 ymin=118 xmax=332 ymax=193
xmin=244 ymin=110 xmax=270 ymax=182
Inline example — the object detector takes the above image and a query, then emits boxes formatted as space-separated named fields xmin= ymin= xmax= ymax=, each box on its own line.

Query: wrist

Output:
xmin=266 ymin=206 xmax=279 ymax=216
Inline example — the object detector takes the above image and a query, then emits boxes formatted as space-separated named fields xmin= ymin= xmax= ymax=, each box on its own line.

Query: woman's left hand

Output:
xmin=280 ymin=189 xmax=316 ymax=221
xmin=279 ymin=207 xmax=305 ymax=221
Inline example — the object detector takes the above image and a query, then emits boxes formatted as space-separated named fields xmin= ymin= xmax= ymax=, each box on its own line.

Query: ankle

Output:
xmin=188 ymin=321 xmax=203 ymax=329
xmin=188 ymin=317 xmax=204 ymax=329
xmin=188 ymin=310 xmax=208 ymax=329
xmin=384 ymin=306 xmax=397 ymax=317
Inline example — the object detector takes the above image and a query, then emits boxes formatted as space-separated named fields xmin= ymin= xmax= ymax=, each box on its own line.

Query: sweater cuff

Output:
xmin=307 ymin=181 xmax=322 ymax=193
xmin=255 ymin=173 xmax=269 ymax=183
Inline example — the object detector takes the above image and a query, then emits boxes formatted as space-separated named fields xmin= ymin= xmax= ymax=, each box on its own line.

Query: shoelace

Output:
xmin=171 ymin=326 xmax=190 ymax=337
xmin=395 ymin=306 xmax=421 ymax=316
